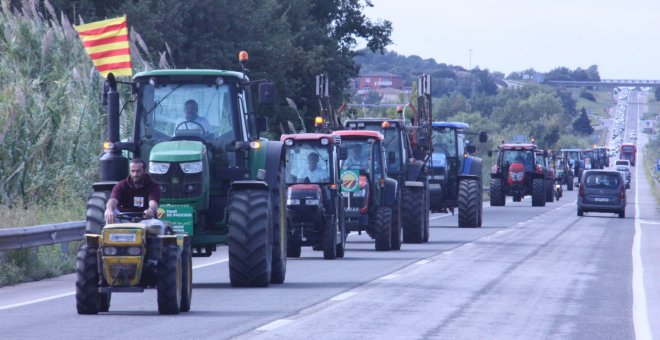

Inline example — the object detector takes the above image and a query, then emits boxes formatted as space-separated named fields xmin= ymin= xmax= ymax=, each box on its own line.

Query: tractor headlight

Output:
xmin=287 ymin=199 xmax=301 ymax=205
xmin=305 ymin=199 xmax=320 ymax=205
xmin=180 ymin=161 xmax=203 ymax=174
xmin=127 ymin=247 xmax=142 ymax=256
xmin=149 ymin=162 xmax=170 ymax=174
xmin=103 ymin=247 xmax=118 ymax=256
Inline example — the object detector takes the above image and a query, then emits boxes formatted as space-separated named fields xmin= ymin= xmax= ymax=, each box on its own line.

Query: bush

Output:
xmin=579 ymin=90 xmax=596 ymax=102
xmin=0 ymin=242 xmax=79 ymax=287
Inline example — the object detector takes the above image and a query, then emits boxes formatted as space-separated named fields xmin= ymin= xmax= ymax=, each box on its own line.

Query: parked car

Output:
xmin=615 ymin=159 xmax=631 ymax=167
xmin=615 ymin=164 xmax=631 ymax=189
xmin=577 ymin=170 xmax=626 ymax=218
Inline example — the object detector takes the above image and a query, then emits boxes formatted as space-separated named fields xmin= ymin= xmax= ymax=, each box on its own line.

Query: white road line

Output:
xmin=255 ymin=319 xmax=294 ymax=331
xmin=0 ymin=292 xmax=74 ymax=311
xmin=330 ymin=292 xmax=357 ymax=301
xmin=0 ymin=257 xmax=229 ymax=311
xmin=415 ymin=259 xmax=431 ymax=265
xmin=430 ymin=213 xmax=450 ymax=220
xmin=379 ymin=274 xmax=400 ymax=280
xmin=632 ymin=95 xmax=651 ymax=340
xmin=640 ymin=220 xmax=660 ymax=225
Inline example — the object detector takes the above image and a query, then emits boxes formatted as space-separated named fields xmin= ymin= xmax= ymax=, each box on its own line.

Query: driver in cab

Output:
xmin=295 ymin=153 xmax=328 ymax=183
xmin=343 ymin=145 xmax=367 ymax=169
xmin=175 ymin=99 xmax=212 ymax=133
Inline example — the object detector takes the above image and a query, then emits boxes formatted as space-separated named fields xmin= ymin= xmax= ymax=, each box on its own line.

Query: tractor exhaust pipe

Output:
xmin=99 ymin=73 xmax=128 ymax=182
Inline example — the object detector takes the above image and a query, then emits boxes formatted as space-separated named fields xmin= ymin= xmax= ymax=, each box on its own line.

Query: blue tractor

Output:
xmin=428 ymin=122 xmax=487 ymax=227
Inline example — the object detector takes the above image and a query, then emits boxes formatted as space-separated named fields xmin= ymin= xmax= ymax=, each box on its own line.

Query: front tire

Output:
xmin=228 ymin=189 xmax=272 ymax=287
xmin=180 ymin=238 xmax=192 ymax=312
xmin=489 ymin=178 xmax=505 ymax=206
xmin=531 ymin=178 xmax=546 ymax=207
xmin=374 ymin=206 xmax=392 ymax=251
xmin=619 ymin=210 xmax=625 ymax=218
xmin=86 ymin=191 xmax=109 ymax=234
xmin=458 ymin=179 xmax=481 ymax=228
xmin=75 ymin=244 xmax=101 ymax=315
xmin=157 ymin=244 xmax=182 ymax=315
xmin=545 ymin=179 xmax=554 ymax=202
xmin=390 ymin=198 xmax=402 ymax=250
xmin=323 ymin=218 xmax=338 ymax=260
xmin=402 ymin=188 xmax=424 ymax=243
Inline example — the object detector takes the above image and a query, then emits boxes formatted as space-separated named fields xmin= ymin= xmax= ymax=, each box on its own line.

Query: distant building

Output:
xmin=357 ymin=72 xmax=404 ymax=92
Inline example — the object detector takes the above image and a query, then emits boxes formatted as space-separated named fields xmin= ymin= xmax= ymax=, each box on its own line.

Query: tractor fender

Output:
xmin=230 ymin=180 xmax=268 ymax=192
xmin=461 ymin=156 xmax=482 ymax=177
xmin=383 ymin=178 xmax=398 ymax=207
xmin=406 ymin=159 xmax=425 ymax=181
xmin=263 ymin=140 xmax=285 ymax=191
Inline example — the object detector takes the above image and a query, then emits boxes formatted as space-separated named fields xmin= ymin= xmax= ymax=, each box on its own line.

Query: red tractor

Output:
xmin=535 ymin=149 xmax=556 ymax=203
xmin=281 ymin=133 xmax=347 ymax=259
xmin=333 ymin=130 xmax=398 ymax=251
xmin=490 ymin=143 xmax=547 ymax=207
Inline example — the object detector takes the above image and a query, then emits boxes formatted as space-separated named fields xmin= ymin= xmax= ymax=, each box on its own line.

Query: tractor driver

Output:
xmin=343 ymin=145 xmax=367 ymax=169
xmin=175 ymin=99 xmax=212 ymax=133
xmin=295 ymin=153 xmax=328 ymax=183
xmin=104 ymin=158 xmax=162 ymax=225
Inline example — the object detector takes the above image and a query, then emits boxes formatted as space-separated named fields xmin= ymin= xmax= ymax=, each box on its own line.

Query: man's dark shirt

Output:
xmin=111 ymin=174 xmax=161 ymax=213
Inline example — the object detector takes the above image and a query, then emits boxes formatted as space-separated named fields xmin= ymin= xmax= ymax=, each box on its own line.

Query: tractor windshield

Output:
xmin=340 ymin=140 xmax=374 ymax=174
xmin=285 ymin=142 xmax=331 ymax=184
xmin=432 ymin=127 xmax=457 ymax=157
xmin=141 ymin=83 xmax=236 ymax=141
xmin=501 ymin=149 xmax=535 ymax=171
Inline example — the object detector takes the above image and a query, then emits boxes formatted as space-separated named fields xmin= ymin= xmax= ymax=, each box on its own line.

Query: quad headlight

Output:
xmin=287 ymin=199 xmax=301 ymax=205
xmin=180 ymin=161 xmax=203 ymax=174
xmin=149 ymin=162 xmax=170 ymax=174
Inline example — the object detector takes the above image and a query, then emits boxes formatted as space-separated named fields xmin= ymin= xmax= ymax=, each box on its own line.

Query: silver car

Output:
xmin=615 ymin=165 xmax=631 ymax=189
xmin=577 ymin=170 xmax=626 ymax=218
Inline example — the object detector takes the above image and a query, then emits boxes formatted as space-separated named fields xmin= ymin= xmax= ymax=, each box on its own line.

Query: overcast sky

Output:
xmin=364 ymin=0 xmax=660 ymax=79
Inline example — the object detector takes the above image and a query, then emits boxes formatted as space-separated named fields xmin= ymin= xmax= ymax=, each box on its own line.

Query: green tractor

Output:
xmin=82 ymin=52 xmax=287 ymax=288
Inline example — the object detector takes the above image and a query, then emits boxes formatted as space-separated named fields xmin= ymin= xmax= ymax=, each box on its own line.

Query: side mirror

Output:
xmin=255 ymin=116 xmax=267 ymax=133
xmin=479 ymin=131 xmax=488 ymax=143
xmin=338 ymin=147 xmax=348 ymax=160
xmin=258 ymin=82 xmax=275 ymax=105
xmin=387 ymin=151 xmax=396 ymax=164
xmin=487 ymin=150 xmax=493 ymax=157
xmin=466 ymin=145 xmax=477 ymax=155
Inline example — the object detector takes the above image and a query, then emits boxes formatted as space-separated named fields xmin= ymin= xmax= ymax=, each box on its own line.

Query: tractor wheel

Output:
xmin=390 ymin=198 xmax=402 ymax=250
xmin=423 ymin=184 xmax=430 ymax=242
xmin=567 ymin=176 xmax=574 ymax=191
xmin=75 ymin=244 xmax=101 ymax=315
xmin=577 ymin=208 xmax=584 ymax=216
xmin=513 ymin=196 xmax=522 ymax=202
xmin=402 ymin=188 xmax=424 ymax=243
xmin=531 ymin=178 xmax=546 ymax=207
xmin=336 ymin=220 xmax=346 ymax=258
xmin=287 ymin=241 xmax=301 ymax=258
xmin=323 ymin=218 xmax=338 ymax=260
xmin=85 ymin=191 xmax=109 ymax=234
xmin=157 ymin=244 xmax=182 ymax=315
xmin=228 ymin=189 xmax=272 ymax=287
xmin=619 ymin=210 xmax=625 ymax=218
xmin=489 ymin=178 xmax=505 ymax=206
xmin=180 ymin=238 xmax=193 ymax=312
xmin=458 ymin=179 xmax=481 ymax=228
xmin=270 ymin=163 xmax=287 ymax=284
xmin=373 ymin=206 xmax=392 ymax=251
xmin=545 ymin=179 xmax=554 ymax=203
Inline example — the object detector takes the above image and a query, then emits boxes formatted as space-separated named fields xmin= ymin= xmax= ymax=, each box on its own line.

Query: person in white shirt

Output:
xmin=175 ymin=99 xmax=212 ymax=133
xmin=343 ymin=145 xmax=366 ymax=169
xmin=296 ymin=153 xmax=328 ymax=182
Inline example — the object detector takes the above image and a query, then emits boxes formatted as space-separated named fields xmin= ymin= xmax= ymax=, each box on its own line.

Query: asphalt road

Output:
xmin=0 ymin=91 xmax=658 ymax=340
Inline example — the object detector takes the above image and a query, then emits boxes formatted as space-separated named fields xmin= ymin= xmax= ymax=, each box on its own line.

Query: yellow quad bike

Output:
xmin=75 ymin=212 xmax=192 ymax=315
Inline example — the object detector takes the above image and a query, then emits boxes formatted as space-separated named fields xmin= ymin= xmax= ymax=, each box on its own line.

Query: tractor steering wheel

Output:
xmin=174 ymin=120 xmax=207 ymax=135
xmin=116 ymin=212 xmax=145 ymax=223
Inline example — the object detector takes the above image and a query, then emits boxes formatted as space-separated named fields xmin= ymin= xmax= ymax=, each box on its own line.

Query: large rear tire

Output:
xmin=531 ymin=178 xmax=546 ymax=207
xmin=86 ymin=191 xmax=109 ymax=234
xmin=567 ymin=176 xmax=574 ymax=191
xmin=545 ymin=179 xmax=554 ymax=202
xmin=390 ymin=198 xmax=402 ymax=250
xmin=423 ymin=183 xmax=430 ymax=242
xmin=336 ymin=221 xmax=346 ymax=258
xmin=458 ymin=179 xmax=481 ymax=228
xmin=373 ymin=206 xmax=392 ymax=251
xmin=75 ymin=244 xmax=101 ymax=315
xmin=287 ymin=240 xmax=301 ymax=258
xmin=157 ymin=244 xmax=182 ymax=315
xmin=228 ymin=189 xmax=272 ymax=287
xmin=489 ymin=178 xmax=505 ymax=206
xmin=402 ymin=188 xmax=424 ymax=243
xmin=180 ymin=238 xmax=192 ymax=312
xmin=270 ymin=166 xmax=287 ymax=284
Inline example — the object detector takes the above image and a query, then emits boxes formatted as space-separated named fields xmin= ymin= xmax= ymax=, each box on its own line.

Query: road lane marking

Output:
xmin=632 ymin=97 xmax=651 ymax=340
xmin=0 ymin=292 xmax=74 ymax=311
xmin=256 ymin=319 xmax=294 ymax=331
xmin=430 ymin=213 xmax=450 ymax=220
xmin=0 ymin=257 xmax=230 ymax=311
xmin=379 ymin=274 xmax=400 ymax=280
xmin=415 ymin=259 xmax=431 ymax=265
xmin=640 ymin=220 xmax=660 ymax=225
xmin=330 ymin=292 xmax=357 ymax=301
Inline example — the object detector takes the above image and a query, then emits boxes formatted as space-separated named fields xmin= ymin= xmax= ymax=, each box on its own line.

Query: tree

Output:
xmin=572 ymin=108 xmax=594 ymax=135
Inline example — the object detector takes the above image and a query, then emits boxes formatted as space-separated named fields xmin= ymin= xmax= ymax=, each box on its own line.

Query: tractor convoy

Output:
xmin=76 ymin=60 xmax=612 ymax=315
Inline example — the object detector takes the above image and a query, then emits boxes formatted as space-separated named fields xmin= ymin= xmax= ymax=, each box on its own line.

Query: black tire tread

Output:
xmin=75 ymin=244 xmax=100 ymax=315
xmin=532 ymin=178 xmax=546 ymax=207
xmin=157 ymin=244 xmax=181 ymax=315
xmin=402 ymin=188 xmax=424 ymax=243
xmin=490 ymin=178 xmax=505 ymax=206
xmin=373 ymin=206 xmax=392 ymax=251
xmin=458 ymin=179 xmax=480 ymax=228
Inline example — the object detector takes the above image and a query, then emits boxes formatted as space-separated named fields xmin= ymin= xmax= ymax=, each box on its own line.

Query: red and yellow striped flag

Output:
xmin=74 ymin=15 xmax=132 ymax=77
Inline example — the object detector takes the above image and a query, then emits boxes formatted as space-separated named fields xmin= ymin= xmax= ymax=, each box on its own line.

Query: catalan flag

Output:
xmin=74 ymin=15 xmax=132 ymax=77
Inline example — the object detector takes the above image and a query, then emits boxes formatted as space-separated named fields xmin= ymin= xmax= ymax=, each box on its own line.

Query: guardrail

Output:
xmin=0 ymin=221 xmax=85 ymax=252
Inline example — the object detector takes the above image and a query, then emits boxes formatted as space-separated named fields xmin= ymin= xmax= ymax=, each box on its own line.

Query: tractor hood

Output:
xmin=430 ymin=152 xmax=447 ymax=168
xmin=150 ymin=140 xmax=205 ymax=163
